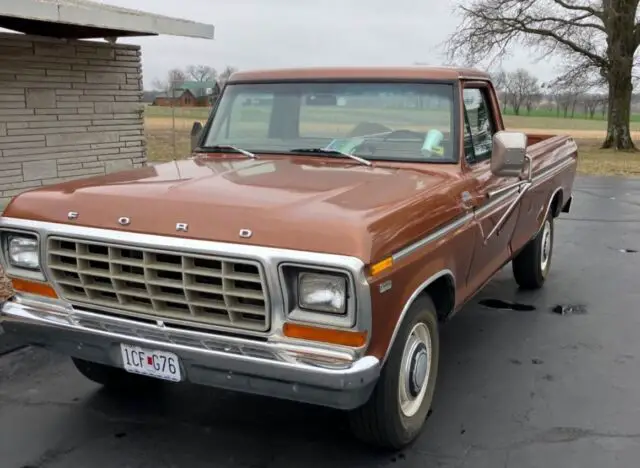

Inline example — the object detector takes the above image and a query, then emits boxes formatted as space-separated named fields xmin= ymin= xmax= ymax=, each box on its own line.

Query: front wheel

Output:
xmin=348 ymin=295 xmax=440 ymax=450
xmin=512 ymin=211 xmax=554 ymax=289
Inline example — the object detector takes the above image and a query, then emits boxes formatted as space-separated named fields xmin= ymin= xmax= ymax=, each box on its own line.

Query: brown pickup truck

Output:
xmin=0 ymin=66 xmax=577 ymax=449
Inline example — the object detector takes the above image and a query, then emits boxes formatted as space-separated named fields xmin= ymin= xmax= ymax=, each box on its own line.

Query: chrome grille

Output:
xmin=46 ymin=236 xmax=270 ymax=332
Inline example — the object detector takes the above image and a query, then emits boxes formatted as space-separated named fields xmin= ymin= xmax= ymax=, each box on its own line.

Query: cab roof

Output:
xmin=228 ymin=66 xmax=491 ymax=83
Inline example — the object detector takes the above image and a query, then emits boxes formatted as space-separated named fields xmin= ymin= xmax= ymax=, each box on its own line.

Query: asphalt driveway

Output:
xmin=1 ymin=175 xmax=640 ymax=468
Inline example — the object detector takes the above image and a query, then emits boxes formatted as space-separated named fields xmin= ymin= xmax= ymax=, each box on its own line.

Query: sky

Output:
xmin=87 ymin=0 xmax=562 ymax=89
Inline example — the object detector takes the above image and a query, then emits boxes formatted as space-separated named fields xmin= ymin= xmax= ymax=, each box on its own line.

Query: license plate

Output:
xmin=120 ymin=344 xmax=182 ymax=382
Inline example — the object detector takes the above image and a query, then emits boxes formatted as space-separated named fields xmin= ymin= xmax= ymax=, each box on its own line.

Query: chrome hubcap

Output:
xmin=399 ymin=323 xmax=432 ymax=418
xmin=540 ymin=220 xmax=552 ymax=273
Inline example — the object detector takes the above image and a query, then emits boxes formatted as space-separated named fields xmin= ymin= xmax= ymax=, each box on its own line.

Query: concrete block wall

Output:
xmin=0 ymin=33 xmax=147 ymax=208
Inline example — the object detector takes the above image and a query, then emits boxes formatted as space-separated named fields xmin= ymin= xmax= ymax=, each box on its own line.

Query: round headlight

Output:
xmin=8 ymin=235 xmax=40 ymax=270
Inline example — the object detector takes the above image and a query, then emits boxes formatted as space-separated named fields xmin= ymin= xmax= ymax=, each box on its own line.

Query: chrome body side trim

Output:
xmin=382 ymin=154 xmax=574 ymax=366
xmin=484 ymin=182 xmax=532 ymax=244
xmin=0 ymin=298 xmax=380 ymax=410
xmin=0 ymin=218 xmax=372 ymax=349
xmin=382 ymin=269 xmax=454 ymax=365
xmin=474 ymin=185 xmax=520 ymax=218
xmin=487 ymin=181 xmax=523 ymax=199
xmin=533 ymin=158 xmax=575 ymax=185
xmin=392 ymin=183 xmax=521 ymax=264
xmin=392 ymin=214 xmax=473 ymax=263
xmin=389 ymin=154 xmax=574 ymax=263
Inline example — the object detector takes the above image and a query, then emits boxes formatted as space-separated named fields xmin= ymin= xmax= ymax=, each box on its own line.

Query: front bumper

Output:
xmin=0 ymin=297 xmax=380 ymax=410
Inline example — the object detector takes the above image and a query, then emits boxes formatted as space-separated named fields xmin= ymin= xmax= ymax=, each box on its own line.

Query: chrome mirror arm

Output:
xmin=484 ymin=154 xmax=533 ymax=244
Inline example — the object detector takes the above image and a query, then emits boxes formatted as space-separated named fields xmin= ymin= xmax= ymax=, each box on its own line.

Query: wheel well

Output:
xmin=550 ymin=189 xmax=563 ymax=218
xmin=421 ymin=274 xmax=455 ymax=322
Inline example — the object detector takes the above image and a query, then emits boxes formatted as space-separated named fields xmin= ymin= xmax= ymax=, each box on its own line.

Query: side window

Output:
xmin=463 ymin=88 xmax=495 ymax=164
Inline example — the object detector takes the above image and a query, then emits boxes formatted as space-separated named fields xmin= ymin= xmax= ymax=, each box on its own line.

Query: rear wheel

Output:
xmin=348 ymin=295 xmax=439 ymax=450
xmin=512 ymin=211 xmax=554 ymax=289
xmin=72 ymin=357 xmax=158 ymax=390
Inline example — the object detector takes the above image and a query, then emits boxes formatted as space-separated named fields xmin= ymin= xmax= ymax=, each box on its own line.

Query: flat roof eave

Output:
xmin=0 ymin=0 xmax=214 ymax=40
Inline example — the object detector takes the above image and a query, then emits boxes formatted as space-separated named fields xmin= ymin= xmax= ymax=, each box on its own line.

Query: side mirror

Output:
xmin=490 ymin=131 xmax=527 ymax=178
xmin=190 ymin=121 xmax=204 ymax=152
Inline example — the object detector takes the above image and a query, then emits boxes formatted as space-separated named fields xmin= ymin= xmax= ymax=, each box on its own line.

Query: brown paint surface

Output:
xmin=3 ymin=156 xmax=464 ymax=265
xmin=2 ymin=67 xmax=578 ymax=361
xmin=229 ymin=66 xmax=491 ymax=83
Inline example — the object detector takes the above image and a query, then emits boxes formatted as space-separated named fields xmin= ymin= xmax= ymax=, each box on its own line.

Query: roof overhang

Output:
xmin=0 ymin=0 xmax=214 ymax=40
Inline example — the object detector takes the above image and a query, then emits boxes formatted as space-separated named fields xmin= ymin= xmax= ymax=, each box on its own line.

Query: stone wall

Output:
xmin=0 ymin=33 xmax=147 ymax=208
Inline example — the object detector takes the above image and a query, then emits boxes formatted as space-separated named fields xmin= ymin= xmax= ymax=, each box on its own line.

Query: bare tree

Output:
xmin=506 ymin=68 xmax=540 ymax=115
xmin=549 ymin=71 xmax=588 ymax=118
xmin=446 ymin=0 xmax=639 ymax=150
xmin=187 ymin=65 xmax=216 ymax=82
xmin=582 ymin=93 xmax=601 ymax=118
xmin=550 ymin=77 xmax=583 ymax=118
xmin=524 ymin=89 xmax=541 ymax=115
xmin=599 ymin=94 xmax=609 ymax=118
xmin=152 ymin=68 xmax=187 ymax=95
xmin=186 ymin=65 xmax=217 ymax=97
xmin=218 ymin=66 xmax=238 ymax=88
xmin=490 ymin=69 xmax=509 ymax=111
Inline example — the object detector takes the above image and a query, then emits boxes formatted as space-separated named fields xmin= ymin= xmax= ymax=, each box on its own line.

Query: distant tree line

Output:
xmin=490 ymin=67 xmax=613 ymax=120
xmin=150 ymin=65 xmax=238 ymax=97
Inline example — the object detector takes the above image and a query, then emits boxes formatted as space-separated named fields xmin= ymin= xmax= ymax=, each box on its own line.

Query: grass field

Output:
xmin=143 ymin=105 xmax=640 ymax=176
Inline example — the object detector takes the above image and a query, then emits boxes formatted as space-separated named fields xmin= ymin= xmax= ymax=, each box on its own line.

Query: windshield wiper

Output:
xmin=289 ymin=148 xmax=372 ymax=167
xmin=195 ymin=144 xmax=257 ymax=159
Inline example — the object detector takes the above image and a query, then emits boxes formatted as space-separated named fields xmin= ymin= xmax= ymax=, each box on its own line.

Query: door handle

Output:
xmin=461 ymin=191 xmax=484 ymax=211
xmin=461 ymin=191 xmax=475 ymax=211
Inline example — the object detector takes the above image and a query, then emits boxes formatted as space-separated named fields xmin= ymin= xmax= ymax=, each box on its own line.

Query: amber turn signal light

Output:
xmin=370 ymin=256 xmax=393 ymax=276
xmin=10 ymin=278 xmax=58 ymax=299
xmin=283 ymin=323 xmax=367 ymax=347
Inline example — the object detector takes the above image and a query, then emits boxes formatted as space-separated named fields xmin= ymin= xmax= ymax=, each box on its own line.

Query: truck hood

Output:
xmin=3 ymin=156 xmax=462 ymax=263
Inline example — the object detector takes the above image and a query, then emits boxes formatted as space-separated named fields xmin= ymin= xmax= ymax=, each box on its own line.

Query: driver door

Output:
xmin=462 ymin=83 xmax=521 ymax=293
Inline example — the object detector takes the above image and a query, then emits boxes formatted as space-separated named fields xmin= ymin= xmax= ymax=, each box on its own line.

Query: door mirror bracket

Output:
xmin=484 ymin=131 xmax=534 ymax=243
xmin=190 ymin=121 xmax=204 ymax=153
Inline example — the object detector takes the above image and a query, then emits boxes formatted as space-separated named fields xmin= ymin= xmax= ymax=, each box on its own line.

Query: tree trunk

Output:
xmin=602 ymin=2 xmax=637 ymax=150
xmin=602 ymin=64 xmax=635 ymax=149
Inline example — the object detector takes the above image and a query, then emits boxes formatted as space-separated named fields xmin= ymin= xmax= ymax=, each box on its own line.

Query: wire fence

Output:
xmin=145 ymin=81 xmax=218 ymax=162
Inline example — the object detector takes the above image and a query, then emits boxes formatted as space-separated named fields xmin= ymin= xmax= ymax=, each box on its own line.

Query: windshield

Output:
xmin=202 ymin=81 xmax=456 ymax=163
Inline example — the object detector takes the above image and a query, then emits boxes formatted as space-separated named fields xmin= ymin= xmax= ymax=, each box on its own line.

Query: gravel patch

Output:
xmin=0 ymin=267 xmax=13 ymax=301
